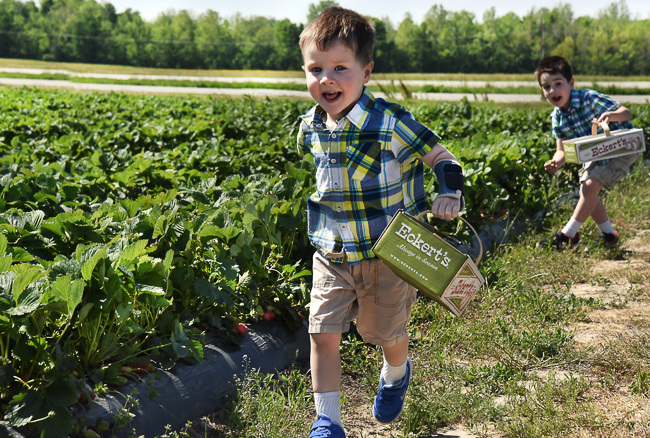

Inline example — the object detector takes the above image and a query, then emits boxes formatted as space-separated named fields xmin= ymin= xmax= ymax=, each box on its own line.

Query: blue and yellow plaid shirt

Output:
xmin=297 ymin=87 xmax=440 ymax=264
xmin=552 ymin=88 xmax=634 ymax=165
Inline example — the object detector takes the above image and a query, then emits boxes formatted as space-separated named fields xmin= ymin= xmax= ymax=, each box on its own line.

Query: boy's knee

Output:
xmin=580 ymin=177 xmax=604 ymax=196
xmin=310 ymin=333 xmax=341 ymax=350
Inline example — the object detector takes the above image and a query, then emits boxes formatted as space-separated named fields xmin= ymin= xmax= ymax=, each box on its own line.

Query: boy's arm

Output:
xmin=420 ymin=144 xmax=463 ymax=221
xmin=594 ymin=105 xmax=632 ymax=125
xmin=544 ymin=138 xmax=566 ymax=174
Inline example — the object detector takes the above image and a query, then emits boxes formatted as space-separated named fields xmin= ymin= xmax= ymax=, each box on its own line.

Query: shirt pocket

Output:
xmin=346 ymin=141 xmax=382 ymax=182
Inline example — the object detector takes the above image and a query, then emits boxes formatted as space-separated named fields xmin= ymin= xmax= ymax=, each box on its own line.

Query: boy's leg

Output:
xmin=311 ymin=333 xmax=343 ymax=392
xmin=540 ymin=175 xmax=605 ymax=250
xmin=353 ymin=259 xmax=416 ymax=424
xmin=573 ymin=176 xmax=605 ymax=223
xmin=380 ymin=335 xmax=409 ymax=384
xmin=308 ymin=251 xmax=360 ymax=436
xmin=311 ymin=333 xmax=343 ymax=428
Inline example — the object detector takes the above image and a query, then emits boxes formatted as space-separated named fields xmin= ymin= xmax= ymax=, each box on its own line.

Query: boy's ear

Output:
xmin=569 ymin=77 xmax=575 ymax=89
xmin=363 ymin=61 xmax=374 ymax=83
xmin=302 ymin=65 xmax=306 ymax=73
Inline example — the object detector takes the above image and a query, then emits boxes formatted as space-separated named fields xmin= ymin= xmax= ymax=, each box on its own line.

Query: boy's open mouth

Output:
xmin=552 ymin=95 xmax=562 ymax=103
xmin=323 ymin=92 xmax=341 ymax=102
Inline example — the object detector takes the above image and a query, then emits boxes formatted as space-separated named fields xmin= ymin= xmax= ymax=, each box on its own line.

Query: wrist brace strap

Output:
xmin=434 ymin=160 xmax=465 ymax=209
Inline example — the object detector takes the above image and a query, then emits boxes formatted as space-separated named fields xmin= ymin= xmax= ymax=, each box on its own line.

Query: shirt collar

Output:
xmin=345 ymin=86 xmax=375 ymax=130
xmin=299 ymin=86 xmax=375 ymax=130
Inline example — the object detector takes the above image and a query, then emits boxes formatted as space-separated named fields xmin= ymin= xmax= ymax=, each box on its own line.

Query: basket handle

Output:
xmin=591 ymin=121 xmax=610 ymax=137
xmin=416 ymin=212 xmax=483 ymax=266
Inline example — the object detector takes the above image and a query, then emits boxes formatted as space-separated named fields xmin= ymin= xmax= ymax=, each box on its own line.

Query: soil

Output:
xmin=185 ymin=230 xmax=650 ymax=438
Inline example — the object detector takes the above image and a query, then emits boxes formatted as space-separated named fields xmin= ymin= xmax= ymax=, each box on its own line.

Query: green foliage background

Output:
xmin=0 ymin=0 xmax=649 ymax=74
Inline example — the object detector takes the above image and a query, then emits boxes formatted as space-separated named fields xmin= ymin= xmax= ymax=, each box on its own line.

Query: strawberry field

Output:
xmin=0 ymin=88 xmax=648 ymax=437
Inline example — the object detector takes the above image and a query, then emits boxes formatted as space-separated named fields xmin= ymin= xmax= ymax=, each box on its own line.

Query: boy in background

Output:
xmin=535 ymin=56 xmax=640 ymax=250
xmin=297 ymin=6 xmax=465 ymax=438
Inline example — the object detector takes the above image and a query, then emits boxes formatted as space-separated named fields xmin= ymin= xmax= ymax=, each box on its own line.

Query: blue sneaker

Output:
xmin=309 ymin=414 xmax=346 ymax=437
xmin=372 ymin=358 xmax=412 ymax=423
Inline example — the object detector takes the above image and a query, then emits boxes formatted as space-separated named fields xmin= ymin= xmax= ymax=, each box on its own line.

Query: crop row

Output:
xmin=0 ymin=88 xmax=648 ymax=437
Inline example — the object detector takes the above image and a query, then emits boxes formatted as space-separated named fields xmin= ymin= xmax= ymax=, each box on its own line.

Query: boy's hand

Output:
xmin=431 ymin=196 xmax=461 ymax=221
xmin=593 ymin=114 xmax=610 ymax=125
xmin=544 ymin=151 xmax=565 ymax=174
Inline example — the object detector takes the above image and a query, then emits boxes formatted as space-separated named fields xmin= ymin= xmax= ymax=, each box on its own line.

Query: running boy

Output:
xmin=535 ymin=56 xmax=640 ymax=250
xmin=297 ymin=7 xmax=464 ymax=437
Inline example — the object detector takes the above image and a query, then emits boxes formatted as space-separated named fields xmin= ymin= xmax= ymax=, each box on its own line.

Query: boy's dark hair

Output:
xmin=299 ymin=6 xmax=375 ymax=65
xmin=534 ymin=56 xmax=573 ymax=84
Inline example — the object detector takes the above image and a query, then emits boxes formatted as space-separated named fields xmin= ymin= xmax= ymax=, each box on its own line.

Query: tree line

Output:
xmin=0 ymin=0 xmax=648 ymax=75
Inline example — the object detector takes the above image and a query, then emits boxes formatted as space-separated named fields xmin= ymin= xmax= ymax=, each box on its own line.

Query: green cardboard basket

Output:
xmin=372 ymin=210 xmax=484 ymax=316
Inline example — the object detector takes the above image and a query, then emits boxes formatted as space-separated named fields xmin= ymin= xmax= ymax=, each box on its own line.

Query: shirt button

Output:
xmin=331 ymin=133 xmax=337 ymax=138
xmin=337 ymin=207 xmax=342 ymax=212
xmin=331 ymin=158 xmax=336 ymax=163
xmin=334 ymin=182 xmax=338 ymax=187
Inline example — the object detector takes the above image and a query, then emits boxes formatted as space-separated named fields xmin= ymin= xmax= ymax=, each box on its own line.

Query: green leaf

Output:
xmin=135 ymin=284 xmax=165 ymax=295
xmin=39 ymin=406 xmax=75 ymax=438
xmin=194 ymin=278 xmax=234 ymax=306
xmin=0 ymin=254 xmax=13 ymax=273
xmin=9 ymin=285 xmax=43 ymax=316
xmin=163 ymin=249 xmax=173 ymax=273
xmin=44 ymin=375 xmax=78 ymax=407
xmin=81 ymin=246 xmax=107 ymax=282
xmin=77 ymin=302 xmax=94 ymax=323
xmin=41 ymin=221 xmax=65 ymax=239
xmin=120 ymin=199 xmax=140 ymax=217
xmin=0 ymin=271 xmax=16 ymax=302
xmin=142 ymin=294 xmax=171 ymax=308
xmin=118 ymin=240 xmax=148 ymax=268
xmin=115 ymin=302 xmax=131 ymax=324
xmin=49 ymin=275 xmax=85 ymax=316
xmin=7 ymin=247 xmax=34 ymax=262
xmin=12 ymin=266 xmax=45 ymax=303
xmin=0 ymin=234 xmax=7 ymax=256
xmin=5 ymin=390 xmax=46 ymax=427
xmin=153 ymin=214 xmax=168 ymax=239
xmin=34 ymin=192 xmax=60 ymax=203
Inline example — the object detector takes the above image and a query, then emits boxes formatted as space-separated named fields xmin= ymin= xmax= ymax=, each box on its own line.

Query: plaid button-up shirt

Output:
xmin=552 ymin=88 xmax=634 ymax=165
xmin=297 ymin=87 xmax=440 ymax=264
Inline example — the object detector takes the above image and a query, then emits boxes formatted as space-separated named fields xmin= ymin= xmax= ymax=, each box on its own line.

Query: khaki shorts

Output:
xmin=579 ymin=152 xmax=641 ymax=188
xmin=309 ymin=251 xmax=417 ymax=348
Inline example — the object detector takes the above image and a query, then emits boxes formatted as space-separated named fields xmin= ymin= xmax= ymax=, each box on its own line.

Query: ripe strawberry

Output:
xmin=235 ymin=323 xmax=248 ymax=334
xmin=262 ymin=310 xmax=275 ymax=321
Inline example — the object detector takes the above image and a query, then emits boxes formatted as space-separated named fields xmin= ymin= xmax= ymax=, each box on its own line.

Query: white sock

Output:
xmin=380 ymin=357 xmax=407 ymax=386
xmin=597 ymin=219 xmax=616 ymax=235
xmin=561 ymin=217 xmax=583 ymax=238
xmin=314 ymin=391 xmax=342 ymax=427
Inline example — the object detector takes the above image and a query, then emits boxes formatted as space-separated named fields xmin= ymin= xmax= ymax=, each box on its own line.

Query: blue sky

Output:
xmin=106 ymin=0 xmax=650 ymax=23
